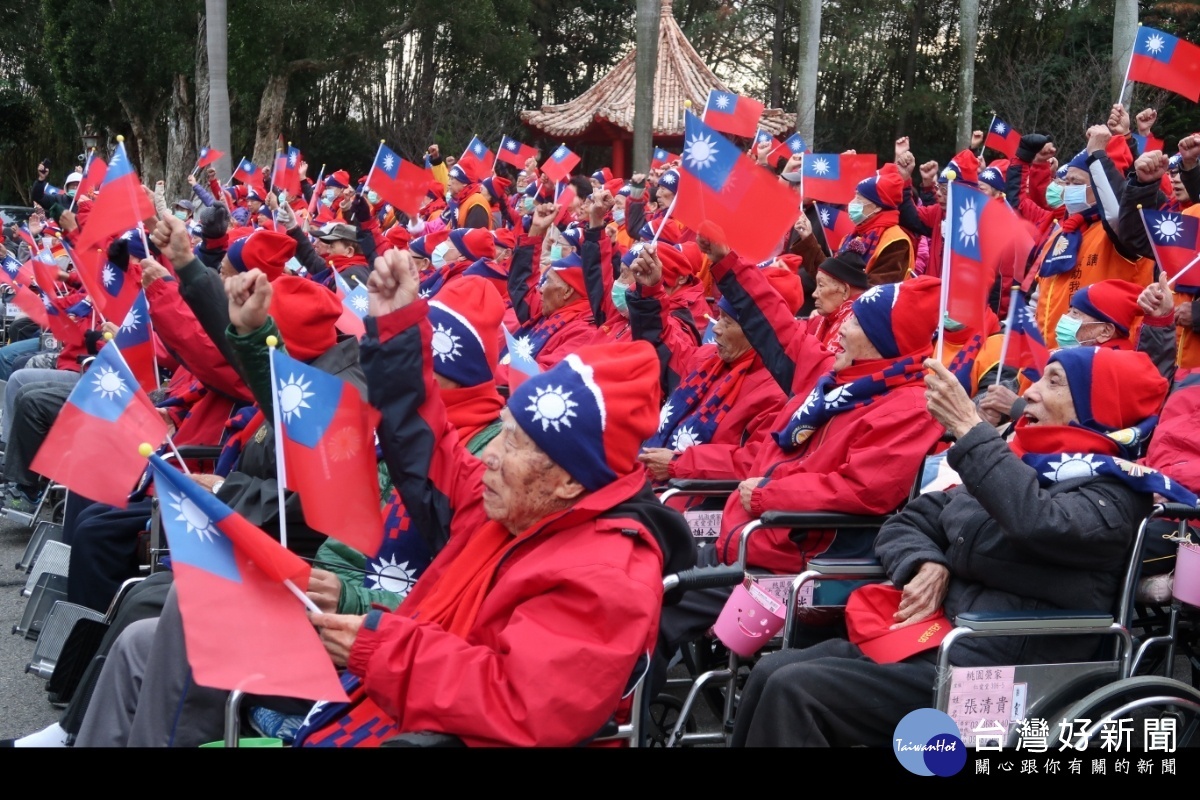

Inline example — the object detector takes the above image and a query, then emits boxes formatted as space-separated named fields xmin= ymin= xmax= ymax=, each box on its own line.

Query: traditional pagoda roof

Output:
xmin=521 ymin=0 xmax=794 ymax=139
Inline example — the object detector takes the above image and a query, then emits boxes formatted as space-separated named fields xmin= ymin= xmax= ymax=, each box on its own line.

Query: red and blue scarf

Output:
xmin=645 ymin=349 xmax=757 ymax=451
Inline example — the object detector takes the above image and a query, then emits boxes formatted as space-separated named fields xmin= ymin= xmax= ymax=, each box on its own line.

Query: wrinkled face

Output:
xmin=1064 ymin=307 xmax=1115 ymax=346
xmin=713 ymin=308 xmax=752 ymax=364
xmin=447 ymin=176 xmax=466 ymax=195
xmin=813 ymin=271 xmax=851 ymax=317
xmin=313 ymin=239 xmax=332 ymax=257
xmin=328 ymin=239 xmax=355 ymax=258
xmin=1022 ymin=362 xmax=1079 ymax=427
xmin=540 ymin=267 xmax=575 ymax=315
xmin=980 ymin=184 xmax=1004 ymax=200
xmin=832 ymin=313 xmax=879 ymax=371
xmin=480 ymin=408 xmax=581 ymax=533
xmin=656 ymin=185 xmax=675 ymax=207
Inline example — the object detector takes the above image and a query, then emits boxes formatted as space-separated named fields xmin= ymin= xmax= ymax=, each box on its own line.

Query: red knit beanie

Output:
xmin=1069 ymin=279 xmax=1144 ymax=334
xmin=271 ymin=276 xmax=343 ymax=361
xmin=764 ymin=268 xmax=804 ymax=315
xmin=227 ymin=230 xmax=296 ymax=282
xmin=427 ymin=276 xmax=504 ymax=386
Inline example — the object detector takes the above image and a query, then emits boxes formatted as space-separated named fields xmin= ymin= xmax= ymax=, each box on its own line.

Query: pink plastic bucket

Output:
xmin=713 ymin=576 xmax=787 ymax=657
xmin=1174 ymin=542 xmax=1200 ymax=607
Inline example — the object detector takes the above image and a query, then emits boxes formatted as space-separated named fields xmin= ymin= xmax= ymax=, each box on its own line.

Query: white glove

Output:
xmin=276 ymin=201 xmax=297 ymax=231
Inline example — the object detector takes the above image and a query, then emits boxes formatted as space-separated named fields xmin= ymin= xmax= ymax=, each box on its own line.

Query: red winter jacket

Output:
xmin=1142 ymin=372 xmax=1200 ymax=494
xmin=710 ymin=251 xmax=944 ymax=573
xmin=350 ymin=301 xmax=692 ymax=746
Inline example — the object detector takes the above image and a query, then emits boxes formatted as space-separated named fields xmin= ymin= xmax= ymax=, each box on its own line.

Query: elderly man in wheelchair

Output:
xmin=731 ymin=345 xmax=1199 ymax=746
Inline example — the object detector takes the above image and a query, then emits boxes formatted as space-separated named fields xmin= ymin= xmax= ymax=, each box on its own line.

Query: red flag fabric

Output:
xmin=651 ymin=147 xmax=676 ymax=170
xmin=1143 ymin=207 xmax=1200 ymax=288
xmin=1128 ymin=26 xmax=1200 ymax=102
xmin=798 ymin=153 xmax=879 ymax=204
xmin=497 ymin=135 xmax=538 ymax=169
xmin=75 ymin=141 xmax=155 ymax=253
xmin=11 ymin=285 xmax=49 ymax=328
xmin=504 ymin=326 xmax=540 ymax=391
xmin=31 ymin=343 xmax=167 ymax=507
xmin=1004 ymin=292 xmax=1049 ymax=383
xmin=541 ymin=144 xmax=580 ymax=185
xmin=458 ymin=136 xmax=495 ymax=177
xmin=674 ymin=113 xmax=800 ymax=264
xmin=146 ymin=453 xmax=348 ymax=702
xmin=77 ymin=155 xmax=107 ymax=199
xmin=332 ymin=274 xmax=368 ymax=338
xmin=197 ymin=146 xmax=224 ymax=169
xmin=114 ymin=291 xmax=157 ymax=392
xmin=271 ymin=347 xmax=384 ymax=556
xmin=233 ymin=158 xmax=268 ymax=197
xmin=273 ymin=146 xmax=303 ymax=198
xmin=814 ymin=203 xmax=857 ymax=253
xmin=703 ymin=89 xmax=764 ymax=139
xmin=366 ymin=143 xmax=436 ymax=218
xmin=945 ymin=183 xmax=1032 ymax=334
xmin=31 ymin=252 xmax=61 ymax=297
xmin=984 ymin=117 xmax=1021 ymax=159
xmin=0 ymin=253 xmax=32 ymax=288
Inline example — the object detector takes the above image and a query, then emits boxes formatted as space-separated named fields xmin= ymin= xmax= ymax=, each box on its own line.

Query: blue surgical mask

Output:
xmin=431 ymin=241 xmax=452 ymax=269
xmin=173 ymin=210 xmax=188 ymax=221
xmin=1054 ymin=315 xmax=1082 ymax=348
xmin=521 ymin=197 xmax=535 ymax=213
xmin=613 ymin=209 xmax=625 ymax=224
xmin=611 ymin=281 xmax=630 ymax=315
xmin=1063 ymin=185 xmax=1090 ymax=215
xmin=323 ymin=189 xmax=336 ymax=202
xmin=847 ymin=201 xmax=867 ymax=225
xmin=549 ymin=245 xmax=564 ymax=263
xmin=1045 ymin=182 xmax=1065 ymax=209
xmin=366 ymin=191 xmax=380 ymax=206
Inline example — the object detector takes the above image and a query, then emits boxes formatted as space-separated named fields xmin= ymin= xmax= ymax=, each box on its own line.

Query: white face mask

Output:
xmin=431 ymin=241 xmax=452 ymax=269
xmin=1063 ymin=184 xmax=1090 ymax=215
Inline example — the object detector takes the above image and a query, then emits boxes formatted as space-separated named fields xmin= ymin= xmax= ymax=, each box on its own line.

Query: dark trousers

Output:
xmin=4 ymin=381 xmax=72 ymax=487
xmin=730 ymin=638 xmax=937 ymax=747
xmin=66 ymin=498 xmax=154 ymax=612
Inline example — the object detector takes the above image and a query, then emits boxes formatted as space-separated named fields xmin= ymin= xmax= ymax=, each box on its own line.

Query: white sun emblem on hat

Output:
xmin=92 ymin=365 xmax=129 ymax=401
xmin=101 ymin=263 xmax=116 ymax=287
xmin=167 ymin=491 xmax=221 ymax=543
xmin=277 ymin=373 xmax=315 ymax=423
xmin=1043 ymin=453 xmax=1099 ymax=482
xmin=983 ymin=169 xmax=999 ymax=183
xmin=714 ymin=93 xmax=731 ymax=110
xmin=660 ymin=171 xmax=677 ymax=185
xmin=554 ymin=146 xmax=568 ymax=159
xmin=994 ymin=122 xmax=1007 ymax=134
xmin=957 ymin=197 xmax=979 ymax=248
xmin=382 ymin=153 xmax=395 ymax=171
xmin=120 ymin=306 xmax=141 ymax=333
xmin=1154 ymin=214 xmax=1183 ymax=242
xmin=658 ymin=399 xmax=675 ymax=432
xmin=526 ymin=384 xmax=578 ymax=431
xmin=684 ymin=134 xmax=719 ymax=171
xmin=858 ymin=285 xmax=886 ymax=304
xmin=824 ymin=385 xmax=854 ymax=408
xmin=511 ymin=335 xmax=535 ymax=363
xmin=431 ymin=322 xmax=463 ymax=362
xmin=1145 ymin=33 xmax=1165 ymax=54
xmin=367 ymin=554 xmax=418 ymax=595
xmin=671 ymin=424 xmax=701 ymax=451
xmin=809 ymin=157 xmax=830 ymax=175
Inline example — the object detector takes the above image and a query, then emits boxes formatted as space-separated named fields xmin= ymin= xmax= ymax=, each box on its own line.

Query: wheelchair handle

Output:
xmin=664 ymin=564 xmax=745 ymax=593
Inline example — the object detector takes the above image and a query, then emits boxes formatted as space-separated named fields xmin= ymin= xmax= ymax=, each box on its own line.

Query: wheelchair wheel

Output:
xmin=1053 ymin=676 xmax=1200 ymax=748
xmin=645 ymin=693 xmax=696 ymax=747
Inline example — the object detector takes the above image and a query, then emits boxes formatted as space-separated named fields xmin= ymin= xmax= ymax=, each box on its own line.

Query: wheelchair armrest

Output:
xmin=665 ymin=479 xmax=740 ymax=495
xmin=1152 ymin=502 xmax=1200 ymax=521
xmin=380 ymin=731 xmax=467 ymax=748
xmin=954 ymin=610 xmax=1114 ymax=631
xmin=664 ymin=564 xmax=744 ymax=593
xmin=805 ymin=557 xmax=885 ymax=577
xmin=758 ymin=511 xmax=890 ymax=529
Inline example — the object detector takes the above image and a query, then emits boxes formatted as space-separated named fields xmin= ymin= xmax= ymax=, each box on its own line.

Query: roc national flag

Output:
xmin=985 ymin=116 xmax=1021 ymax=159
xmin=799 ymin=153 xmax=878 ymax=204
xmin=31 ymin=342 xmax=166 ymax=507
xmin=1002 ymin=291 xmax=1049 ymax=382
xmin=815 ymin=203 xmax=856 ymax=252
xmin=114 ymin=291 xmax=156 ymax=392
xmin=651 ymin=148 xmax=674 ymax=170
xmin=75 ymin=141 xmax=155 ymax=253
xmin=233 ymin=158 xmax=267 ymax=197
xmin=145 ymin=452 xmax=348 ymax=702
xmin=366 ymin=142 xmax=434 ymax=218
xmin=674 ymin=112 xmax=799 ymax=263
xmin=1128 ymin=25 xmax=1200 ymax=102
xmin=270 ymin=347 xmax=384 ymax=556
xmin=504 ymin=326 xmax=541 ymax=391
xmin=944 ymin=182 xmax=996 ymax=335
xmin=541 ymin=144 xmax=580 ymax=184
xmin=197 ymin=146 xmax=224 ymax=169
xmin=458 ymin=136 xmax=496 ymax=177
xmin=77 ymin=154 xmax=107 ymax=199
xmin=1142 ymin=208 xmax=1200 ymax=289
xmin=332 ymin=272 xmax=368 ymax=338
xmin=497 ymin=135 xmax=538 ymax=169
xmin=703 ymin=89 xmax=763 ymax=139
xmin=64 ymin=238 xmax=142 ymax=329
xmin=0 ymin=254 xmax=31 ymax=288
xmin=273 ymin=145 xmax=303 ymax=198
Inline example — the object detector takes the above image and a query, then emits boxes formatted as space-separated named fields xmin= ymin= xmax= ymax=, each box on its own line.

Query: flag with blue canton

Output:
xmin=0 ymin=254 xmax=27 ymax=287
xmin=784 ymin=133 xmax=806 ymax=154
xmin=504 ymin=325 xmax=542 ymax=390
xmin=541 ymin=144 xmax=580 ymax=184
xmin=652 ymin=147 xmax=673 ymax=170
xmin=115 ymin=291 xmax=156 ymax=391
